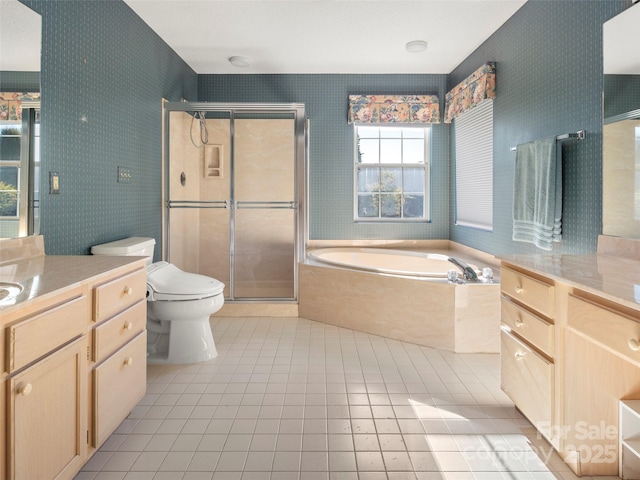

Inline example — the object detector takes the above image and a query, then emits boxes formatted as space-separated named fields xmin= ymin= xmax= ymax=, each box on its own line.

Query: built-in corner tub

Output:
xmin=299 ymin=244 xmax=501 ymax=353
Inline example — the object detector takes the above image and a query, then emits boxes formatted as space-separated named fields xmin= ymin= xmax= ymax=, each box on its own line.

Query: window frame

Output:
xmin=353 ymin=124 xmax=431 ymax=223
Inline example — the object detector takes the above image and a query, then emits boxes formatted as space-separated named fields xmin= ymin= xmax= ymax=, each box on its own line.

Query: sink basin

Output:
xmin=0 ymin=282 xmax=24 ymax=303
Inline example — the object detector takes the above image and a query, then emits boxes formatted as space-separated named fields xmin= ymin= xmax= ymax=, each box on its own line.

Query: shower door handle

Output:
xmin=167 ymin=200 xmax=230 ymax=209
xmin=235 ymin=201 xmax=297 ymax=209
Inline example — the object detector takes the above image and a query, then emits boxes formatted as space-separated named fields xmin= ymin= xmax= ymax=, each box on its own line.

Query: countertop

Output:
xmin=500 ymin=253 xmax=640 ymax=312
xmin=0 ymin=254 xmax=147 ymax=316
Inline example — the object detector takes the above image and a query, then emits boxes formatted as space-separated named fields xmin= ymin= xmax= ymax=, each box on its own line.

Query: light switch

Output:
xmin=49 ymin=172 xmax=60 ymax=194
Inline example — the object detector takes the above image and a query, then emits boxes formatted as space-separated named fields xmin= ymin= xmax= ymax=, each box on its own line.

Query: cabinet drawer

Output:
xmin=501 ymin=329 xmax=554 ymax=439
xmin=502 ymin=297 xmax=554 ymax=357
xmin=93 ymin=300 xmax=146 ymax=363
xmin=93 ymin=331 xmax=146 ymax=447
xmin=501 ymin=266 xmax=554 ymax=318
xmin=7 ymin=295 xmax=88 ymax=372
xmin=567 ymin=294 xmax=640 ymax=366
xmin=94 ymin=268 xmax=146 ymax=322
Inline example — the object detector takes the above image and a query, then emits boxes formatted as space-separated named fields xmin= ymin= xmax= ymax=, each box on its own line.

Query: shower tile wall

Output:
xmin=168 ymin=113 xmax=231 ymax=297
xmin=167 ymin=115 xmax=296 ymax=299
xmin=602 ymin=119 xmax=640 ymax=238
xmin=167 ymin=111 xmax=202 ymax=274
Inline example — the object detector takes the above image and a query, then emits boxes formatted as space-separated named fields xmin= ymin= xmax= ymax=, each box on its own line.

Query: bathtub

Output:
xmin=299 ymin=244 xmax=500 ymax=353
xmin=307 ymin=247 xmax=478 ymax=278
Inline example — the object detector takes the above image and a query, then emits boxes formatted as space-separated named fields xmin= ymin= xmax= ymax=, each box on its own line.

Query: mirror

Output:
xmin=0 ymin=0 xmax=41 ymax=238
xmin=602 ymin=2 xmax=640 ymax=239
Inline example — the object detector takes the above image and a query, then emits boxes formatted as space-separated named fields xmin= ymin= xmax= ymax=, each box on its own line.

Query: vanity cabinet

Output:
xmin=1 ymin=286 xmax=89 ymax=480
xmin=0 ymin=252 xmax=147 ymax=480
xmin=500 ymin=265 xmax=557 ymax=443
xmin=563 ymin=292 xmax=640 ymax=476
xmin=88 ymin=268 xmax=147 ymax=449
xmin=501 ymin=245 xmax=640 ymax=478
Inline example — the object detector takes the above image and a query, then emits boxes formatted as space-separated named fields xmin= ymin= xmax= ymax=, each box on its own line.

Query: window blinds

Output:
xmin=454 ymin=99 xmax=494 ymax=231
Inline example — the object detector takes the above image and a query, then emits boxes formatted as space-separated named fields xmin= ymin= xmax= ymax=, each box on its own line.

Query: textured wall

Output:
xmin=604 ymin=74 xmax=640 ymax=119
xmin=0 ymin=71 xmax=40 ymax=92
xmin=198 ymin=74 xmax=449 ymax=241
xmin=18 ymin=0 xmax=633 ymax=256
xmin=449 ymin=0 xmax=629 ymax=255
xmin=23 ymin=0 xmax=197 ymax=257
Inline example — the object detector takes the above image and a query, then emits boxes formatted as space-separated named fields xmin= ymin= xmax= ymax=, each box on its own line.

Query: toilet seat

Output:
xmin=147 ymin=262 xmax=225 ymax=301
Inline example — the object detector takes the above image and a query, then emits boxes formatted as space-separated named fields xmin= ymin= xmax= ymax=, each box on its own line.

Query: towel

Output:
xmin=512 ymin=137 xmax=562 ymax=251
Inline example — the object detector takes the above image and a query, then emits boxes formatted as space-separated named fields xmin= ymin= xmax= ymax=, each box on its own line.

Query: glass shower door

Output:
xmin=233 ymin=115 xmax=297 ymax=299
xmin=165 ymin=103 xmax=305 ymax=302
xmin=167 ymin=110 xmax=232 ymax=297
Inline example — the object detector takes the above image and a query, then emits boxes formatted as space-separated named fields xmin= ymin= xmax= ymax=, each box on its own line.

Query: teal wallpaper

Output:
xmin=17 ymin=0 xmax=633 ymax=257
xmin=0 ymin=71 xmax=40 ymax=92
xmin=198 ymin=74 xmax=449 ymax=241
xmin=449 ymin=0 xmax=630 ymax=255
xmin=22 ymin=0 xmax=197 ymax=258
xmin=604 ymin=74 xmax=640 ymax=119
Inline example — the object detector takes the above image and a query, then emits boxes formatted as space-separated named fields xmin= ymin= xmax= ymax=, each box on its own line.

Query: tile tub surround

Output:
xmin=300 ymin=242 xmax=501 ymax=354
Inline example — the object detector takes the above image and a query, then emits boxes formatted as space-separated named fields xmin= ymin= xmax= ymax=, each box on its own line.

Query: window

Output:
xmin=0 ymin=124 xmax=21 ymax=218
xmin=454 ymin=99 xmax=493 ymax=231
xmin=355 ymin=125 xmax=430 ymax=221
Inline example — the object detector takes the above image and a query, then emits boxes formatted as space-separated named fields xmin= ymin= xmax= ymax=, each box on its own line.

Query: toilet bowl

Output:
xmin=91 ymin=237 xmax=225 ymax=364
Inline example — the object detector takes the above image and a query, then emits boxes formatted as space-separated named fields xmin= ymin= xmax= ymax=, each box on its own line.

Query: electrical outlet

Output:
xmin=117 ymin=166 xmax=132 ymax=183
xmin=49 ymin=172 xmax=60 ymax=194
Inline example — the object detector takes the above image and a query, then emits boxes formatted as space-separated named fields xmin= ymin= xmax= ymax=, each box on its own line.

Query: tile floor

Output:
xmin=75 ymin=317 xmax=617 ymax=480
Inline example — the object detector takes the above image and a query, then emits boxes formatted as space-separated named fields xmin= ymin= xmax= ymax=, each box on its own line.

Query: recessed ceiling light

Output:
xmin=405 ymin=40 xmax=428 ymax=53
xmin=229 ymin=56 xmax=252 ymax=68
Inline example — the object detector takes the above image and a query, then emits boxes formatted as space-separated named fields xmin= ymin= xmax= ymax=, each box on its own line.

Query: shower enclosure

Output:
xmin=163 ymin=102 xmax=307 ymax=302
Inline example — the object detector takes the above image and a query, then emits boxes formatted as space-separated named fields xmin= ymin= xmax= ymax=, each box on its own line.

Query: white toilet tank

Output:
xmin=91 ymin=237 xmax=156 ymax=265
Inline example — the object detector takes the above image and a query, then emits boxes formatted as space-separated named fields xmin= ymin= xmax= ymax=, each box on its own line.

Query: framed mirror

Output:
xmin=0 ymin=0 xmax=41 ymax=238
xmin=602 ymin=2 xmax=640 ymax=239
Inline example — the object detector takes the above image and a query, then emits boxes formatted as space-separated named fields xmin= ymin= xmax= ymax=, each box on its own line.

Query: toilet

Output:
xmin=91 ymin=237 xmax=225 ymax=364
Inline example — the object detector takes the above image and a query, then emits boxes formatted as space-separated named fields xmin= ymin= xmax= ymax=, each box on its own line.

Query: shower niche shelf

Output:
xmin=204 ymin=144 xmax=223 ymax=179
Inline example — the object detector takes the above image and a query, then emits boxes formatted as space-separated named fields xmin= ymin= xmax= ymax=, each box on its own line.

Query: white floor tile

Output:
xmin=76 ymin=316 xmax=586 ymax=480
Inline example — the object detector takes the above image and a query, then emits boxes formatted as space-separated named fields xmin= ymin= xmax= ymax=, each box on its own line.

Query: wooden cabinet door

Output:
xmin=93 ymin=331 xmax=146 ymax=447
xmin=8 ymin=337 xmax=87 ymax=480
xmin=564 ymin=328 xmax=640 ymax=476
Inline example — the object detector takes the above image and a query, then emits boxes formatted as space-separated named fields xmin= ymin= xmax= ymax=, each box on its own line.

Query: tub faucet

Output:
xmin=447 ymin=257 xmax=478 ymax=282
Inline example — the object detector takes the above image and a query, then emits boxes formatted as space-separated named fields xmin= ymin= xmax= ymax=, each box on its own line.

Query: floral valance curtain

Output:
xmin=444 ymin=62 xmax=496 ymax=123
xmin=348 ymin=94 xmax=441 ymax=125
xmin=0 ymin=92 xmax=40 ymax=121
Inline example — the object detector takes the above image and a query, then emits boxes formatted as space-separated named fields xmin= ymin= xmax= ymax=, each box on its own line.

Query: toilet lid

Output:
xmin=147 ymin=262 xmax=225 ymax=301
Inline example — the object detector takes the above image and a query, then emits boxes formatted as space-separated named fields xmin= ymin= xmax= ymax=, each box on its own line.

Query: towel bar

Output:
xmin=510 ymin=130 xmax=586 ymax=151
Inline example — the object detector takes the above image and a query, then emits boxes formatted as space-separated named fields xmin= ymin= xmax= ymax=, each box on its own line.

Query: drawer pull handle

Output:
xmin=124 ymin=321 xmax=133 ymax=330
xmin=123 ymin=357 xmax=133 ymax=367
xmin=17 ymin=383 xmax=33 ymax=396
xmin=514 ymin=285 xmax=524 ymax=294
xmin=515 ymin=352 xmax=526 ymax=360
xmin=629 ymin=338 xmax=640 ymax=352
xmin=124 ymin=286 xmax=133 ymax=296
xmin=514 ymin=317 xmax=524 ymax=327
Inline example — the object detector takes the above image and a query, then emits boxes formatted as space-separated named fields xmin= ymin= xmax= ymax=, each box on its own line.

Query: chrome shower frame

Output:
xmin=162 ymin=102 xmax=308 ymax=303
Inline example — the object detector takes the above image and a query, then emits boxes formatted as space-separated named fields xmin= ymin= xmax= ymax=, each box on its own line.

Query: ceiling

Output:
xmin=0 ymin=0 xmax=41 ymax=71
xmin=603 ymin=1 xmax=640 ymax=74
xmin=123 ymin=0 xmax=527 ymax=74
xmin=2 ymin=1 xmax=638 ymax=77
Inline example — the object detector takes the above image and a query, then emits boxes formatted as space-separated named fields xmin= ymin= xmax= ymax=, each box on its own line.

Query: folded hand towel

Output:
xmin=512 ymin=137 xmax=562 ymax=251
